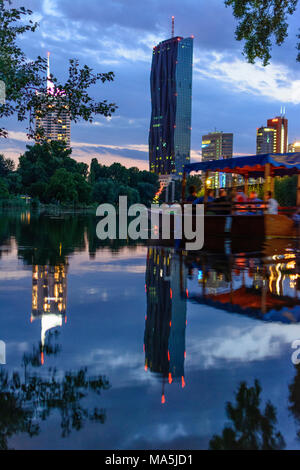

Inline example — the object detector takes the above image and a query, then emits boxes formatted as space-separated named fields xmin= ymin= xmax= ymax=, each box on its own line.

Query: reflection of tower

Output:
xmin=31 ymin=264 xmax=68 ymax=363
xmin=144 ymin=248 xmax=187 ymax=403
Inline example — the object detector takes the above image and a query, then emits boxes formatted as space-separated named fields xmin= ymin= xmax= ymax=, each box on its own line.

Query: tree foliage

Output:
xmin=0 ymin=0 xmax=117 ymax=138
xmin=90 ymin=158 xmax=159 ymax=206
xmin=225 ymin=0 xmax=299 ymax=65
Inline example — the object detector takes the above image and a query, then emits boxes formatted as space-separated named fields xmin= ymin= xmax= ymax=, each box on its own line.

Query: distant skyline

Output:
xmin=2 ymin=0 xmax=300 ymax=170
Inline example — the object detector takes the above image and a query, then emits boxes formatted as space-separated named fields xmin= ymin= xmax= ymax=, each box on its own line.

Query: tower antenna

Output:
xmin=172 ymin=16 xmax=175 ymax=38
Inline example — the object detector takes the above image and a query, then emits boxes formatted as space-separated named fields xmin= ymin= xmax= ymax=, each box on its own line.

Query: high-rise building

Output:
xmin=201 ymin=132 xmax=233 ymax=162
xmin=289 ymin=141 xmax=300 ymax=153
xmin=256 ymin=127 xmax=277 ymax=154
xmin=35 ymin=53 xmax=71 ymax=148
xmin=267 ymin=116 xmax=288 ymax=153
xmin=201 ymin=132 xmax=233 ymax=188
xmin=149 ymin=24 xmax=193 ymax=178
xmin=256 ymin=116 xmax=288 ymax=154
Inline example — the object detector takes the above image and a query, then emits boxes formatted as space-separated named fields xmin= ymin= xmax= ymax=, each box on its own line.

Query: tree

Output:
xmin=0 ymin=154 xmax=14 ymax=177
xmin=209 ymin=380 xmax=285 ymax=450
xmin=0 ymin=177 xmax=9 ymax=198
xmin=109 ymin=162 xmax=129 ymax=185
xmin=18 ymin=141 xmax=88 ymax=197
xmin=187 ymin=175 xmax=202 ymax=194
xmin=0 ymin=0 xmax=117 ymax=139
xmin=89 ymin=158 xmax=110 ymax=184
xmin=225 ymin=0 xmax=299 ymax=65
xmin=117 ymin=185 xmax=140 ymax=205
xmin=46 ymin=168 xmax=78 ymax=204
xmin=137 ymin=181 xmax=157 ymax=206
xmin=92 ymin=178 xmax=118 ymax=204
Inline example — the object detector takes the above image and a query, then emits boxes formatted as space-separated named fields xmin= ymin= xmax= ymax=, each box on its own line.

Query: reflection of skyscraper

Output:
xmin=31 ymin=264 xmax=68 ymax=362
xmin=149 ymin=26 xmax=193 ymax=177
xmin=144 ymin=248 xmax=187 ymax=402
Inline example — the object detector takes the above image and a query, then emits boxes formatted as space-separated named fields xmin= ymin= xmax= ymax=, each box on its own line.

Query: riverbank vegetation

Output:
xmin=0 ymin=141 xmax=159 ymax=209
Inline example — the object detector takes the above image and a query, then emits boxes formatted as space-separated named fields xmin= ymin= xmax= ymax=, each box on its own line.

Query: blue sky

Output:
xmin=2 ymin=0 xmax=300 ymax=169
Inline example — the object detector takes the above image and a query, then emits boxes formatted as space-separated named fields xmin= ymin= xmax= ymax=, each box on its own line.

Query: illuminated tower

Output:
xmin=35 ymin=53 xmax=71 ymax=148
xmin=266 ymin=115 xmax=288 ymax=154
xmin=149 ymin=18 xmax=193 ymax=178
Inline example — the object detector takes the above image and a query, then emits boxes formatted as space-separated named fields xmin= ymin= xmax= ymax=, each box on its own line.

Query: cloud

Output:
xmin=42 ymin=0 xmax=62 ymax=17
xmin=194 ymin=51 xmax=300 ymax=104
xmin=186 ymin=322 xmax=300 ymax=369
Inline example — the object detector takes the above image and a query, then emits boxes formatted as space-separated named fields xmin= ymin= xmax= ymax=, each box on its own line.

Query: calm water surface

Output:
xmin=1 ymin=211 xmax=300 ymax=449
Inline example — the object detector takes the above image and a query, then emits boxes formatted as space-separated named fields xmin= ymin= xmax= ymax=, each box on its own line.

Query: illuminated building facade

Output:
xmin=149 ymin=34 xmax=193 ymax=178
xmin=256 ymin=127 xmax=277 ymax=154
xmin=202 ymin=132 xmax=233 ymax=162
xmin=35 ymin=53 xmax=71 ymax=148
xmin=289 ymin=141 xmax=300 ymax=153
xmin=265 ymin=116 xmax=288 ymax=154
xmin=144 ymin=248 xmax=187 ymax=402
xmin=202 ymin=132 xmax=233 ymax=188
xmin=31 ymin=264 xmax=68 ymax=356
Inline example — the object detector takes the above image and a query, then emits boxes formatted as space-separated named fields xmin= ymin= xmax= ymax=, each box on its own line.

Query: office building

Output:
xmin=35 ymin=53 xmax=71 ymax=148
xmin=201 ymin=132 xmax=233 ymax=162
xmin=266 ymin=116 xmax=288 ymax=154
xmin=256 ymin=127 xmax=277 ymax=154
xmin=201 ymin=131 xmax=233 ymax=189
xmin=149 ymin=23 xmax=193 ymax=178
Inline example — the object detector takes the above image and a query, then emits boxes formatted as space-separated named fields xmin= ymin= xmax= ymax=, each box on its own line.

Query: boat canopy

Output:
xmin=184 ymin=152 xmax=300 ymax=177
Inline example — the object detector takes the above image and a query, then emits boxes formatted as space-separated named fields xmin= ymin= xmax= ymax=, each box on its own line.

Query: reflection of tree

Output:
xmin=289 ymin=364 xmax=300 ymax=439
xmin=0 ymin=334 xmax=110 ymax=449
xmin=209 ymin=380 xmax=285 ymax=450
xmin=22 ymin=331 xmax=61 ymax=368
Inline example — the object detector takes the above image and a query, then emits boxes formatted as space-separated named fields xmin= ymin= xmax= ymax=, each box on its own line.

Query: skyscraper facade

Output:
xmin=35 ymin=53 xmax=71 ymax=148
xmin=256 ymin=116 xmax=288 ymax=155
xmin=256 ymin=127 xmax=276 ymax=154
xmin=149 ymin=35 xmax=193 ymax=178
xmin=201 ymin=132 xmax=233 ymax=188
xmin=201 ymin=132 xmax=233 ymax=162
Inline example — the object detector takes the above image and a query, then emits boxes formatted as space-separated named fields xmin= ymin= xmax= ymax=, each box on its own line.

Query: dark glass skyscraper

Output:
xmin=149 ymin=35 xmax=193 ymax=177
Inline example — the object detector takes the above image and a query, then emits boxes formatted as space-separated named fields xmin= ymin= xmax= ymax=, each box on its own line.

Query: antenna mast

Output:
xmin=172 ymin=16 xmax=175 ymax=38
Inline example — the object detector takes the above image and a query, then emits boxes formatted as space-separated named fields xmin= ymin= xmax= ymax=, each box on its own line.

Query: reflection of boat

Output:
xmin=144 ymin=248 xmax=187 ymax=403
xmin=186 ymin=249 xmax=300 ymax=324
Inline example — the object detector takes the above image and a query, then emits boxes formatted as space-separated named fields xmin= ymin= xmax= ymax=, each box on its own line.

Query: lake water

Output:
xmin=1 ymin=210 xmax=300 ymax=449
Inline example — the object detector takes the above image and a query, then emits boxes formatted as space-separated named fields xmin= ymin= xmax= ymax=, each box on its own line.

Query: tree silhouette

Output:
xmin=209 ymin=380 xmax=285 ymax=450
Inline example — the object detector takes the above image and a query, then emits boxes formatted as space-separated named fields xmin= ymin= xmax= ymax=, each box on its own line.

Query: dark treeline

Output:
xmin=0 ymin=141 xmax=160 ymax=207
